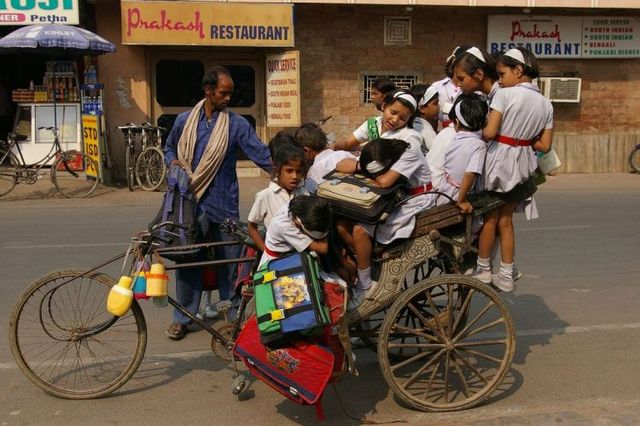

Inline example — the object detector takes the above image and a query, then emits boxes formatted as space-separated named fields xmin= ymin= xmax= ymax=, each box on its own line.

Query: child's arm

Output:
xmin=374 ymin=169 xmax=402 ymax=189
xmin=333 ymin=134 xmax=360 ymax=152
xmin=482 ymin=109 xmax=503 ymax=141
xmin=335 ymin=158 xmax=358 ymax=173
xmin=247 ymin=222 xmax=265 ymax=252
xmin=532 ymin=128 xmax=553 ymax=153
xmin=457 ymin=172 xmax=477 ymax=214
xmin=307 ymin=240 xmax=329 ymax=255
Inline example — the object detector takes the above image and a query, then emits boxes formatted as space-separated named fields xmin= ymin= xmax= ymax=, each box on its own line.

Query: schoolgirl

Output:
xmin=431 ymin=45 xmax=470 ymax=128
xmin=369 ymin=77 xmax=396 ymax=112
xmin=335 ymin=138 xmax=436 ymax=306
xmin=436 ymin=93 xmax=488 ymax=212
xmin=332 ymin=90 xmax=423 ymax=154
xmin=452 ymin=46 xmax=500 ymax=104
xmin=259 ymin=195 xmax=331 ymax=266
xmin=247 ymin=137 xmax=307 ymax=252
xmin=475 ymin=47 xmax=554 ymax=292
xmin=426 ymin=101 xmax=457 ymax=191
xmin=410 ymin=84 xmax=439 ymax=153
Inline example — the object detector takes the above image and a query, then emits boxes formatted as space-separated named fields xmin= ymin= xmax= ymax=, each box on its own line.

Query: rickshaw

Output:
xmin=9 ymin=190 xmax=516 ymax=412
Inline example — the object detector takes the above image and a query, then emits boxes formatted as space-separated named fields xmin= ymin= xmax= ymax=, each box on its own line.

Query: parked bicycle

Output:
xmin=629 ymin=143 xmax=640 ymax=173
xmin=118 ymin=123 xmax=166 ymax=192
xmin=0 ymin=127 xmax=99 ymax=198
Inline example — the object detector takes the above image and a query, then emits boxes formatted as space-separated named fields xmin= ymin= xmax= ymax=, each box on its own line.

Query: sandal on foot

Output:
xmin=166 ymin=323 xmax=188 ymax=340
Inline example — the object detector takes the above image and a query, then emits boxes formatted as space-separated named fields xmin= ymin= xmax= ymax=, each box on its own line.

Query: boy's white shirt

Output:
xmin=247 ymin=181 xmax=307 ymax=228
xmin=259 ymin=202 xmax=313 ymax=266
xmin=305 ymin=149 xmax=356 ymax=193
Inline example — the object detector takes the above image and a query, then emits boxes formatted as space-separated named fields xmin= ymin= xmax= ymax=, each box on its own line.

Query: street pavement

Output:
xmin=1 ymin=173 xmax=639 ymax=425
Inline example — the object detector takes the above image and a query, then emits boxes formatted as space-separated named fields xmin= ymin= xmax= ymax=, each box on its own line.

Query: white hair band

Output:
xmin=366 ymin=160 xmax=385 ymax=174
xmin=419 ymin=86 xmax=438 ymax=107
xmin=393 ymin=91 xmax=418 ymax=111
xmin=454 ymin=102 xmax=472 ymax=129
xmin=465 ymin=47 xmax=486 ymax=63
xmin=504 ymin=48 xmax=526 ymax=65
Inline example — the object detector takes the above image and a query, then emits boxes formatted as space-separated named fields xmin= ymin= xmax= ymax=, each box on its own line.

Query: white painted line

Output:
xmin=3 ymin=323 xmax=640 ymax=370
xmin=519 ymin=225 xmax=592 ymax=232
xmin=4 ymin=243 xmax=127 ymax=249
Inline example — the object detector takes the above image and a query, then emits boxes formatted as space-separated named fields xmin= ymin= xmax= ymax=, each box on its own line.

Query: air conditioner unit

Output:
xmin=538 ymin=77 xmax=582 ymax=103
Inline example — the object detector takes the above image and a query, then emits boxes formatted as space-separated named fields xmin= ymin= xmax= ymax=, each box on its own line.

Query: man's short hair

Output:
xmin=202 ymin=65 xmax=231 ymax=89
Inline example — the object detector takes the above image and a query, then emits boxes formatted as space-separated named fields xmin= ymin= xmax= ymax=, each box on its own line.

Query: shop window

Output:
xmin=361 ymin=73 xmax=419 ymax=104
xmin=156 ymin=60 xmax=205 ymax=107
xmin=225 ymin=65 xmax=256 ymax=108
xmin=14 ymin=106 xmax=32 ymax=140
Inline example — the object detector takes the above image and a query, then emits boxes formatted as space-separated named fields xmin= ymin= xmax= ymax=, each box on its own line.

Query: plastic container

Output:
xmin=107 ymin=276 xmax=134 ymax=316
xmin=146 ymin=263 xmax=169 ymax=297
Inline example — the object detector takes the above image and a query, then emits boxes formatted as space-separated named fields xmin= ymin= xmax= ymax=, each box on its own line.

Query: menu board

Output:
xmin=266 ymin=50 xmax=301 ymax=127
xmin=582 ymin=17 xmax=640 ymax=58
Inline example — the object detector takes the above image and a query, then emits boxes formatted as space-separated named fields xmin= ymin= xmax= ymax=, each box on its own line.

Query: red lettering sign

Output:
xmin=510 ymin=21 xmax=562 ymax=43
xmin=126 ymin=7 xmax=205 ymax=39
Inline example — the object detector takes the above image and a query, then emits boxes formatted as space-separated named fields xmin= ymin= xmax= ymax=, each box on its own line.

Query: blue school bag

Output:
xmin=254 ymin=253 xmax=330 ymax=346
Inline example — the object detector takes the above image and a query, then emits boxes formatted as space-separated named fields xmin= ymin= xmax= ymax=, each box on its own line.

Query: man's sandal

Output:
xmin=166 ymin=323 xmax=188 ymax=340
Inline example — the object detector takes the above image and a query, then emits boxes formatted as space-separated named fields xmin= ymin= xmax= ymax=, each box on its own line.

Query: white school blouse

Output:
xmin=411 ymin=117 xmax=437 ymax=154
xmin=484 ymin=82 xmax=553 ymax=192
xmin=432 ymin=77 xmax=460 ymax=123
xmin=247 ymin=181 xmax=307 ymax=228
xmin=437 ymin=130 xmax=486 ymax=203
xmin=426 ymin=125 xmax=456 ymax=192
xmin=259 ymin=202 xmax=313 ymax=266
xmin=352 ymin=117 xmax=423 ymax=154
xmin=305 ymin=149 xmax=356 ymax=193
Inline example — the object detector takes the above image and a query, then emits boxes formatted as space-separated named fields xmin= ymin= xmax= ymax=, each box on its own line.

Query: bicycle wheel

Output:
xmin=125 ymin=144 xmax=135 ymax=191
xmin=0 ymin=147 xmax=18 ymax=197
xmin=135 ymin=146 xmax=166 ymax=191
xmin=51 ymin=151 xmax=99 ymax=198
xmin=9 ymin=269 xmax=147 ymax=399
xmin=629 ymin=147 xmax=640 ymax=173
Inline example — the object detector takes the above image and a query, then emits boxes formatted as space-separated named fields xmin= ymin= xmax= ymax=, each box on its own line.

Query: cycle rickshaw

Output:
xmin=9 ymin=191 xmax=516 ymax=412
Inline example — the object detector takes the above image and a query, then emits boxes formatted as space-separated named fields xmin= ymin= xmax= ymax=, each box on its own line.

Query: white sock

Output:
xmin=357 ymin=267 xmax=372 ymax=290
xmin=477 ymin=256 xmax=491 ymax=272
xmin=499 ymin=261 xmax=514 ymax=280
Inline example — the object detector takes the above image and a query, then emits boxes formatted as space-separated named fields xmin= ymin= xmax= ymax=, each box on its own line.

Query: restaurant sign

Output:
xmin=121 ymin=0 xmax=294 ymax=47
xmin=488 ymin=15 xmax=640 ymax=58
xmin=0 ymin=0 xmax=78 ymax=26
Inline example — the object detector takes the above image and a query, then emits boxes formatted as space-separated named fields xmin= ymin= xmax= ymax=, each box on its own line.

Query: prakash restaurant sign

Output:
xmin=121 ymin=0 xmax=294 ymax=47
xmin=488 ymin=15 xmax=640 ymax=58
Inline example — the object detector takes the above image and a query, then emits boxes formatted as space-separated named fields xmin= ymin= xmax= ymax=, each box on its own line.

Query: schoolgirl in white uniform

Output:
xmin=436 ymin=94 xmax=488 ymax=212
xmin=475 ymin=47 xmax=554 ymax=292
xmin=332 ymin=91 xmax=423 ymax=154
xmin=432 ymin=45 xmax=470 ymax=128
xmin=335 ymin=139 xmax=436 ymax=306
xmin=411 ymin=84 xmax=439 ymax=153
xmin=452 ymin=46 xmax=500 ymax=105
xmin=426 ymin=101 xmax=456 ymax=191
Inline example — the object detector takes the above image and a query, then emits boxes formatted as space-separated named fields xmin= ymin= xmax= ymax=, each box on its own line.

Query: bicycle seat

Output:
xmin=8 ymin=132 xmax=28 ymax=142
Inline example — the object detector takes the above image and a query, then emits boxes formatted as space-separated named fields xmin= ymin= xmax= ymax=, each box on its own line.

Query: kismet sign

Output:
xmin=0 ymin=0 xmax=79 ymax=25
xmin=121 ymin=0 xmax=294 ymax=47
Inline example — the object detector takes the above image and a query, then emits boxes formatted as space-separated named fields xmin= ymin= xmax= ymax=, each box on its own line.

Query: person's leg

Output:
xmin=474 ymin=210 xmax=498 ymax=283
xmin=352 ymin=225 xmax=377 ymax=301
xmin=172 ymin=266 xmax=203 ymax=325
xmin=493 ymin=202 xmax=518 ymax=292
xmin=336 ymin=219 xmax=355 ymax=253
xmin=210 ymin=222 xmax=241 ymax=302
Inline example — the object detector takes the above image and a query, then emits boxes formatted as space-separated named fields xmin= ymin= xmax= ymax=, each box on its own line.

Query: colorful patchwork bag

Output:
xmin=253 ymin=253 xmax=330 ymax=346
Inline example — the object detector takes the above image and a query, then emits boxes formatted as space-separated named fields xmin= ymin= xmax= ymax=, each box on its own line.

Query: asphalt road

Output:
xmin=1 ymin=173 xmax=639 ymax=425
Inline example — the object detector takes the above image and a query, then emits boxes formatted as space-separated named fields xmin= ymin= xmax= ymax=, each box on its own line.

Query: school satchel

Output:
xmin=149 ymin=165 xmax=203 ymax=263
xmin=253 ymin=253 xmax=330 ymax=347
xmin=316 ymin=170 xmax=407 ymax=224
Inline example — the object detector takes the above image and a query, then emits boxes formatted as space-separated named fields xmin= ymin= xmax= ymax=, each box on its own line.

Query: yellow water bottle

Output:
xmin=107 ymin=276 xmax=134 ymax=316
xmin=146 ymin=263 xmax=169 ymax=297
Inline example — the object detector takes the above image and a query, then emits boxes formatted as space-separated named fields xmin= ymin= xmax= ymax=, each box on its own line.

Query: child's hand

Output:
xmin=457 ymin=200 xmax=473 ymax=214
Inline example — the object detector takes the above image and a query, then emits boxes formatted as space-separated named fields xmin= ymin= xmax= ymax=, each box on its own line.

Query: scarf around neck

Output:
xmin=177 ymin=98 xmax=229 ymax=201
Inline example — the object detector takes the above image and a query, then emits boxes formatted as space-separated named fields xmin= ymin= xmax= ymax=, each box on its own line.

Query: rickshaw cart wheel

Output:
xmin=378 ymin=275 xmax=515 ymax=412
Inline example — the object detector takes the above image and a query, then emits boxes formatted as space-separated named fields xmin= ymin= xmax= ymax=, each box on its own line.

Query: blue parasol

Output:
xmin=0 ymin=24 xmax=115 ymax=56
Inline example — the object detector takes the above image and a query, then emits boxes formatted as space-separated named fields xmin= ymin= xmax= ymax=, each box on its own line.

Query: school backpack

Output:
xmin=149 ymin=165 xmax=203 ymax=263
xmin=253 ymin=252 xmax=330 ymax=347
xmin=316 ymin=170 xmax=407 ymax=224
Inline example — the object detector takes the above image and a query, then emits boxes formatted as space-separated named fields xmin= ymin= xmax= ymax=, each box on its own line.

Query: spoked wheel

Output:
xmin=629 ymin=147 xmax=640 ymax=173
xmin=135 ymin=146 xmax=166 ymax=191
xmin=378 ymin=275 xmax=515 ymax=411
xmin=9 ymin=269 xmax=147 ymax=399
xmin=125 ymin=145 xmax=136 ymax=191
xmin=0 ymin=147 xmax=18 ymax=197
xmin=51 ymin=151 xmax=99 ymax=198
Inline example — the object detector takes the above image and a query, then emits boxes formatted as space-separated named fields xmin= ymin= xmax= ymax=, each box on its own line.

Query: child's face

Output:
xmin=370 ymin=88 xmax=385 ymax=111
xmin=497 ymin=62 xmax=522 ymax=88
xmin=382 ymin=100 xmax=413 ymax=132
xmin=419 ymin=98 xmax=440 ymax=120
xmin=454 ymin=63 xmax=483 ymax=94
xmin=278 ymin=160 xmax=304 ymax=192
